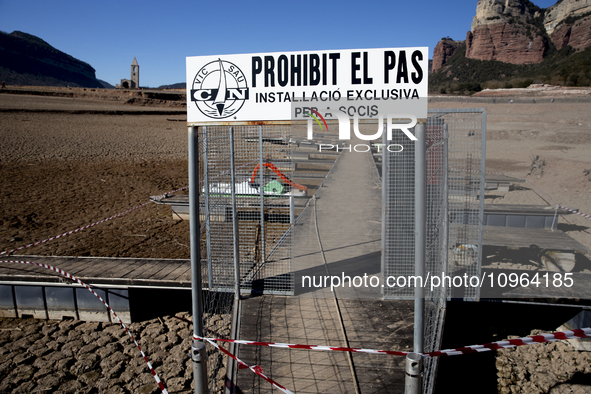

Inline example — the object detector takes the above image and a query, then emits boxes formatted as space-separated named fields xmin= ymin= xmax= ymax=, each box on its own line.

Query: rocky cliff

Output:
xmin=0 ymin=31 xmax=103 ymax=88
xmin=466 ymin=22 xmax=547 ymax=64
xmin=549 ymin=14 xmax=591 ymax=51
xmin=465 ymin=0 xmax=547 ymax=64
xmin=433 ymin=0 xmax=591 ymax=71
xmin=544 ymin=0 xmax=591 ymax=34
xmin=432 ymin=39 xmax=463 ymax=72
xmin=471 ymin=0 xmax=540 ymax=29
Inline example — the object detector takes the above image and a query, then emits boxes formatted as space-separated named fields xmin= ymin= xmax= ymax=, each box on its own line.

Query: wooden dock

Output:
xmin=0 ymin=256 xmax=192 ymax=323
xmin=482 ymin=226 xmax=588 ymax=253
xmin=493 ymin=271 xmax=591 ymax=299
xmin=449 ymin=203 xmax=576 ymax=230
xmin=483 ymin=174 xmax=525 ymax=191
xmin=0 ymin=256 xmax=191 ymax=288
xmin=153 ymin=148 xmax=339 ymax=221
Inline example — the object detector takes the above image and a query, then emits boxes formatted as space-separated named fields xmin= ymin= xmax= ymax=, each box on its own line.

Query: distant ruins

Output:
xmin=117 ymin=57 xmax=139 ymax=89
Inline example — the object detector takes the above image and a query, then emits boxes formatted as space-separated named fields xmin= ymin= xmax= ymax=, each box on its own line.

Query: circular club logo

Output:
xmin=190 ymin=59 xmax=249 ymax=119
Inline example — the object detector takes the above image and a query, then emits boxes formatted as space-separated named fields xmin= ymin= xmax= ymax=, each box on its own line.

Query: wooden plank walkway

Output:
xmin=236 ymin=134 xmax=411 ymax=393
xmin=494 ymin=272 xmax=591 ymax=299
xmin=448 ymin=203 xmax=576 ymax=216
xmin=483 ymin=226 xmax=588 ymax=253
xmin=151 ymin=146 xmax=337 ymax=221
xmin=238 ymin=297 xmax=412 ymax=394
xmin=0 ymin=256 xmax=191 ymax=288
xmin=484 ymin=204 xmax=570 ymax=214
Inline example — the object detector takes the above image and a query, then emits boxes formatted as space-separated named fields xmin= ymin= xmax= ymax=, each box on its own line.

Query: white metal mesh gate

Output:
xmin=197 ymin=125 xmax=294 ymax=393
xmin=199 ymin=125 xmax=294 ymax=296
xmin=382 ymin=109 xmax=486 ymax=394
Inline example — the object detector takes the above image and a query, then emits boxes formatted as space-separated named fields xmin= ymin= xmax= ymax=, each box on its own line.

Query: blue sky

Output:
xmin=1 ymin=0 xmax=559 ymax=88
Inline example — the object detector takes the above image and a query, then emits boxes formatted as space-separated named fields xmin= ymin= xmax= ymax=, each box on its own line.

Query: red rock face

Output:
xmin=432 ymin=40 xmax=461 ymax=72
xmin=550 ymin=16 xmax=591 ymax=51
xmin=465 ymin=23 xmax=546 ymax=64
xmin=551 ymin=24 xmax=572 ymax=50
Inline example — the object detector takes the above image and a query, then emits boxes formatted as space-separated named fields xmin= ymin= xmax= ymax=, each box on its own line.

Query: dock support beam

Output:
xmin=189 ymin=126 xmax=208 ymax=394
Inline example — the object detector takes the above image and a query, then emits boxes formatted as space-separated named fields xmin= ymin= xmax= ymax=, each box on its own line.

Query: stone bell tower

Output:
xmin=131 ymin=57 xmax=139 ymax=88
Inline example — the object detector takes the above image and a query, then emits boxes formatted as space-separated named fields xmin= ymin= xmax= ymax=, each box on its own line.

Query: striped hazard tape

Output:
xmin=427 ymin=327 xmax=591 ymax=356
xmin=557 ymin=205 xmax=591 ymax=220
xmin=0 ymin=257 xmax=290 ymax=393
xmin=203 ymin=338 xmax=293 ymax=394
xmin=194 ymin=335 xmax=410 ymax=356
xmin=4 ymin=255 xmax=590 ymax=394
xmin=0 ymin=160 xmax=262 ymax=258
xmin=195 ymin=326 xmax=591 ymax=359
xmin=0 ymin=260 xmax=168 ymax=394
xmin=0 ymin=201 xmax=150 ymax=256
xmin=0 ymin=184 xmax=191 ymax=257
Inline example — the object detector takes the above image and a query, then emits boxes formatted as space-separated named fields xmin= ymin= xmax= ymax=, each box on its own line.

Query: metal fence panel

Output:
xmin=196 ymin=124 xmax=294 ymax=393
xmin=437 ymin=109 xmax=486 ymax=302
xmin=200 ymin=125 xmax=294 ymax=296
xmin=382 ymin=109 xmax=486 ymax=394
xmin=382 ymin=121 xmax=417 ymax=299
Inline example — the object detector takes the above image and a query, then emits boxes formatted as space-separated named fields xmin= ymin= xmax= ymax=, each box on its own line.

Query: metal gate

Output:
xmin=199 ymin=124 xmax=295 ymax=296
xmin=195 ymin=124 xmax=296 ymax=393
xmin=381 ymin=109 xmax=486 ymax=393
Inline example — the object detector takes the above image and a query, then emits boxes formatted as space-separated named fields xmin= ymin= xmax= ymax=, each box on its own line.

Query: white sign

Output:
xmin=186 ymin=47 xmax=428 ymax=123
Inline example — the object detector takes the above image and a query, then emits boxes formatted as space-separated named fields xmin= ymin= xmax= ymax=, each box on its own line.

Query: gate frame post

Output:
xmin=408 ymin=121 xmax=426 ymax=394
xmin=189 ymin=126 xmax=209 ymax=394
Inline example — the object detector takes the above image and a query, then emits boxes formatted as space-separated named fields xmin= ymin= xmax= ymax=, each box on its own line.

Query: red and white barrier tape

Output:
xmin=0 ymin=257 xmax=288 ymax=394
xmin=1 ymin=159 xmax=265 ymax=257
xmin=195 ymin=326 xmax=591 ymax=359
xmin=557 ymin=205 xmax=591 ymax=220
xmin=202 ymin=338 xmax=293 ymax=394
xmin=194 ymin=335 xmax=409 ymax=356
xmin=152 ymin=185 xmax=189 ymax=200
xmin=4 ymin=255 xmax=589 ymax=393
xmin=0 ymin=158 xmax=280 ymax=258
xmin=0 ymin=184 xmax=192 ymax=257
xmin=0 ymin=202 xmax=151 ymax=256
xmin=0 ymin=260 xmax=168 ymax=394
xmin=428 ymin=327 xmax=591 ymax=357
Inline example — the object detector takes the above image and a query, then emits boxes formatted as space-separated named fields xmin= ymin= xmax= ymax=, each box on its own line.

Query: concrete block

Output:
xmin=486 ymin=214 xmax=506 ymax=227
xmin=525 ymin=215 xmax=545 ymax=229
xmin=506 ymin=215 xmax=526 ymax=228
xmin=545 ymin=216 xmax=558 ymax=230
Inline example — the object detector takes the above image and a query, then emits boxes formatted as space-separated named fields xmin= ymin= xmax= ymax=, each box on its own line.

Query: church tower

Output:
xmin=131 ymin=57 xmax=139 ymax=88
